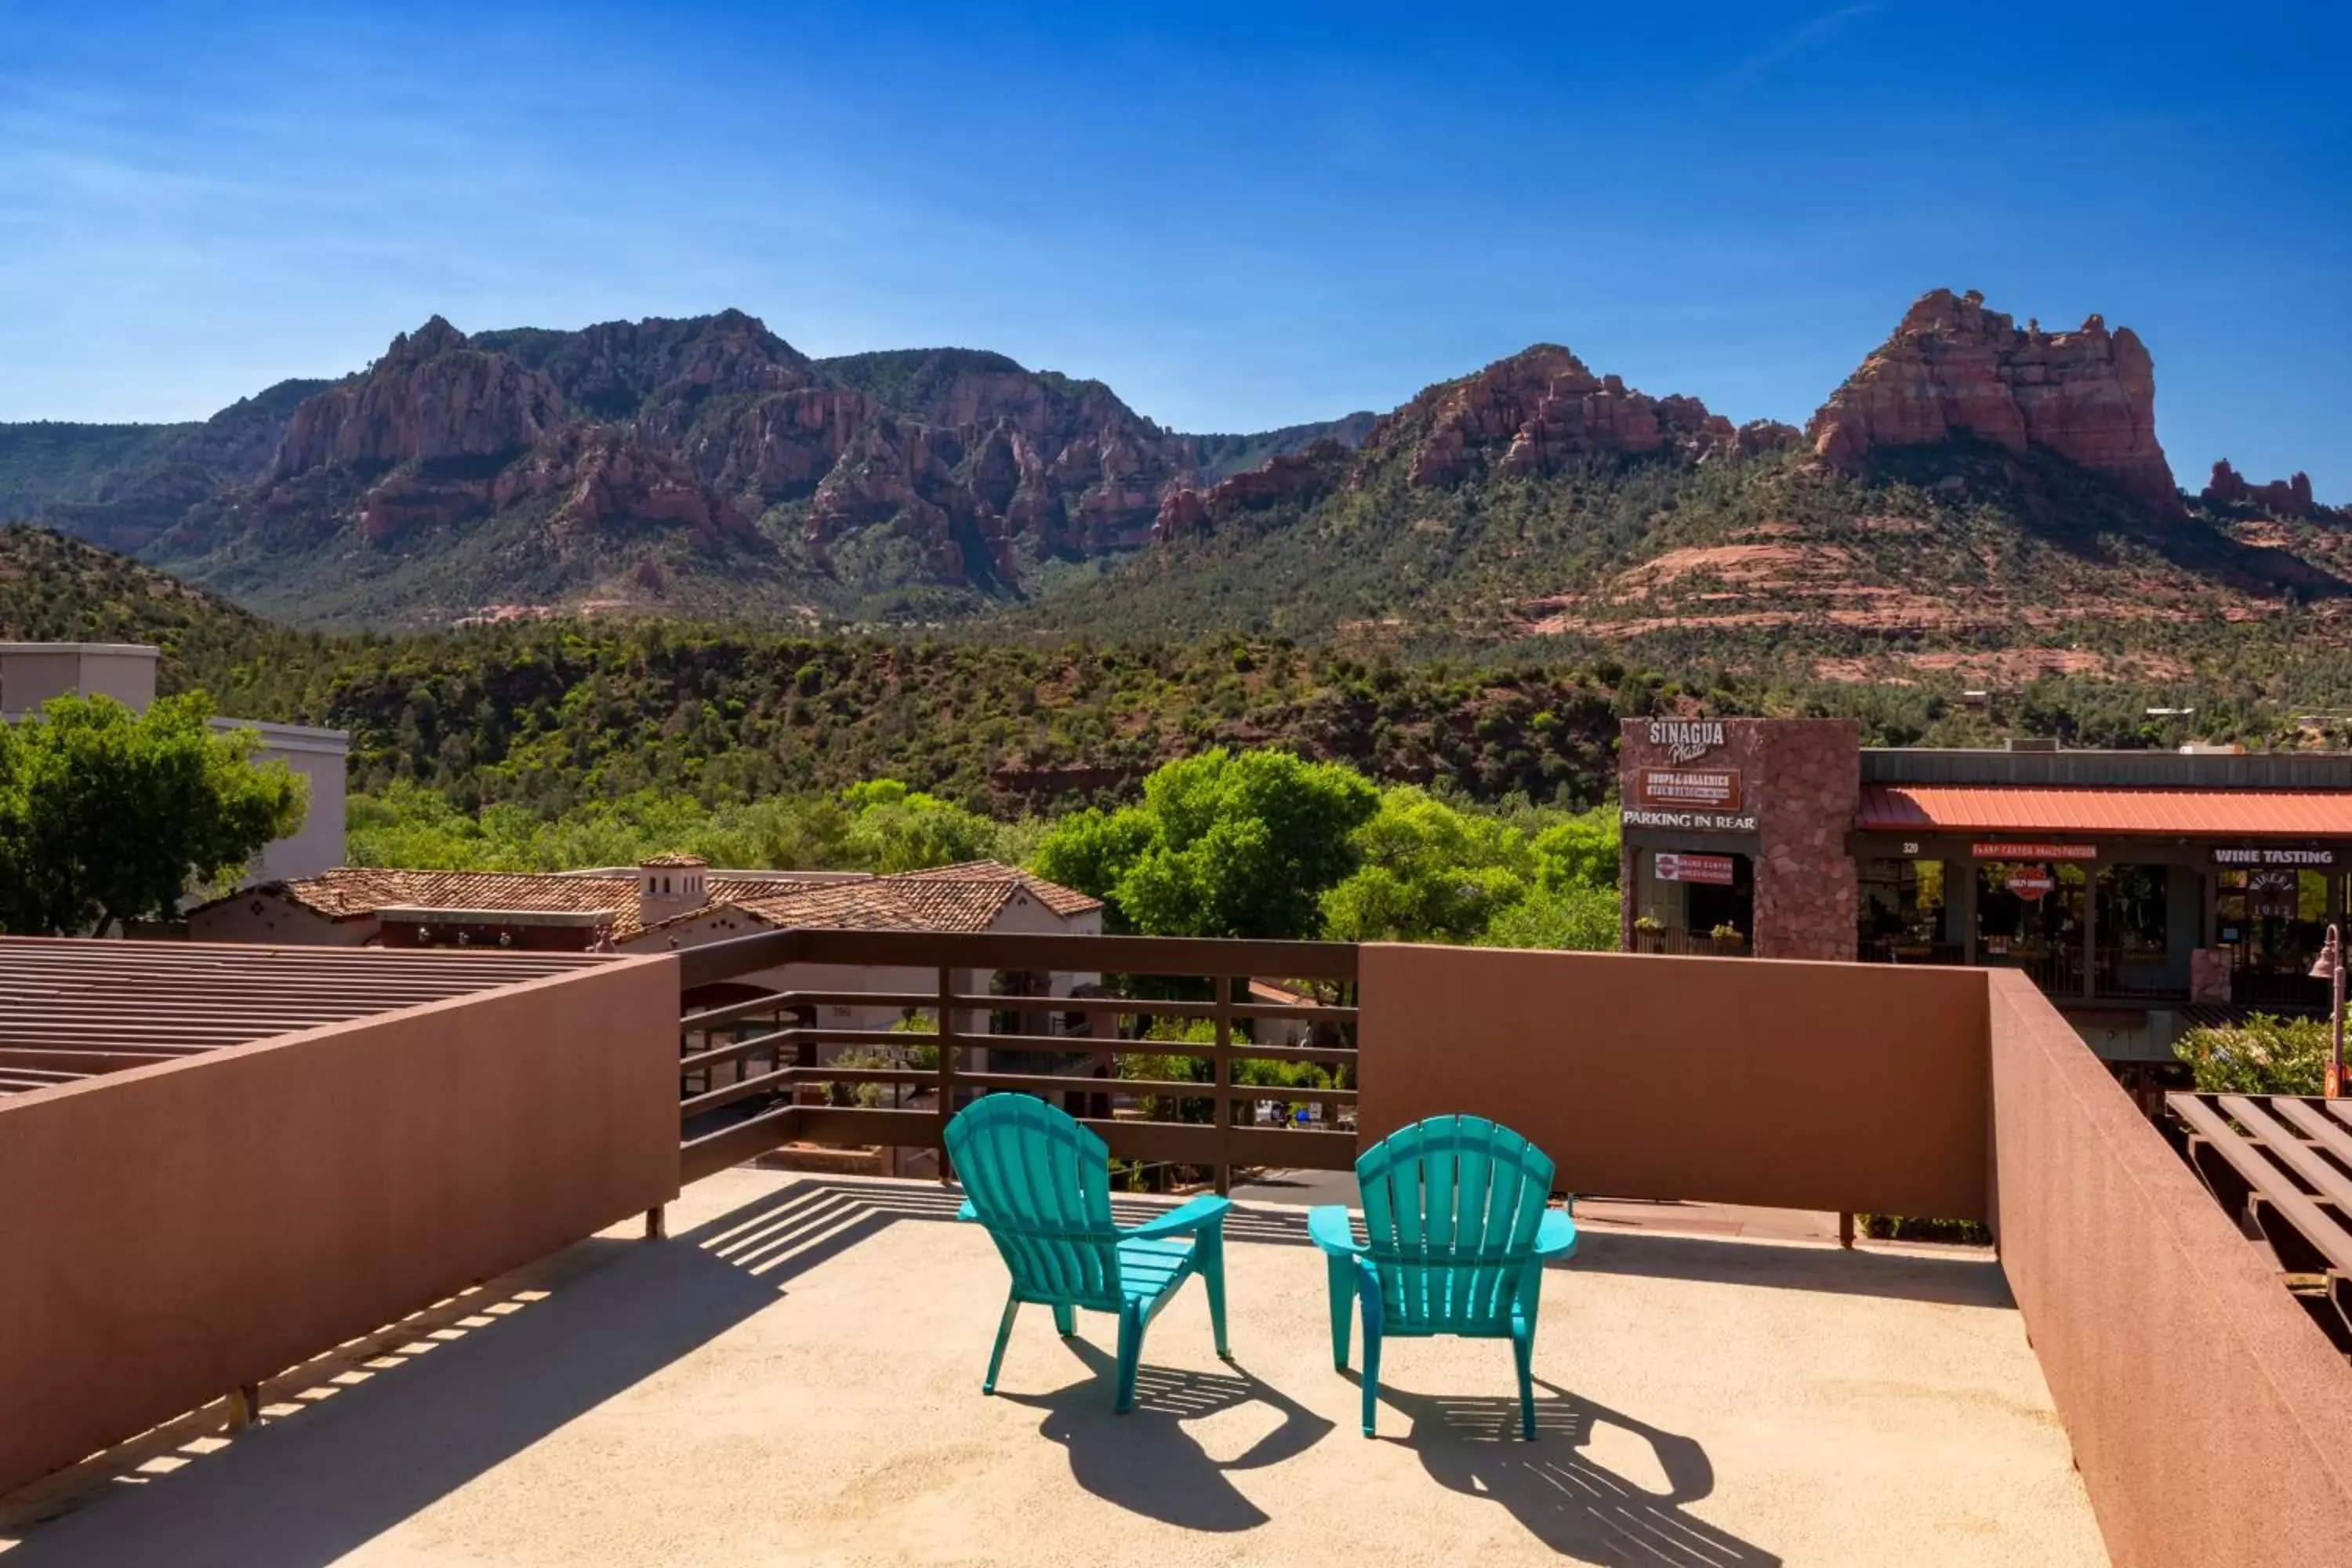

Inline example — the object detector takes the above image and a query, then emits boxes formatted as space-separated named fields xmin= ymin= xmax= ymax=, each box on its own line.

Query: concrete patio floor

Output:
xmin=1 ymin=1171 xmax=2106 ymax=1567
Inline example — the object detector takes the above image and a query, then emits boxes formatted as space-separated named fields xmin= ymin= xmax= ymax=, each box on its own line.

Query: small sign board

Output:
xmin=1635 ymin=768 xmax=1743 ymax=811
xmin=2005 ymin=866 xmax=2056 ymax=901
xmin=1620 ymin=807 xmax=1759 ymax=833
xmin=1654 ymin=851 xmax=1736 ymax=886
xmin=1645 ymin=718 xmax=1726 ymax=765
xmin=2248 ymin=868 xmax=2300 ymax=919
xmin=2215 ymin=846 xmax=2336 ymax=867
xmin=1972 ymin=841 xmax=2097 ymax=862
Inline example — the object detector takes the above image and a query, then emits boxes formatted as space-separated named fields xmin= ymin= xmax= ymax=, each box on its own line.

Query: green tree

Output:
xmin=1033 ymin=748 xmax=1378 ymax=938
xmin=0 ymin=692 xmax=307 ymax=935
xmin=839 ymin=779 xmax=998 ymax=872
xmin=1319 ymin=785 xmax=1537 ymax=944
xmin=1531 ymin=806 xmax=1621 ymax=891
xmin=1478 ymin=884 xmax=1621 ymax=952
xmin=1029 ymin=805 xmax=1157 ymax=925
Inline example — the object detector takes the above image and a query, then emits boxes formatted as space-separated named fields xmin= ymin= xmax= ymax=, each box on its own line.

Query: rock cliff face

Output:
xmin=1809 ymin=289 xmax=2181 ymax=516
xmin=819 ymin=348 xmax=1197 ymax=556
xmin=1152 ymin=439 xmax=1352 ymax=541
xmin=1363 ymin=346 xmax=1793 ymax=488
xmin=2203 ymin=459 xmax=2332 ymax=521
xmin=228 ymin=319 xmax=1214 ymax=593
xmin=274 ymin=319 xmax=564 ymax=477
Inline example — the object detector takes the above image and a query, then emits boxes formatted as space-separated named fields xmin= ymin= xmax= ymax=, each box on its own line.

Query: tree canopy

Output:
xmin=1034 ymin=749 xmax=1380 ymax=939
xmin=346 ymin=775 xmax=1022 ymax=875
xmin=0 ymin=692 xmax=307 ymax=935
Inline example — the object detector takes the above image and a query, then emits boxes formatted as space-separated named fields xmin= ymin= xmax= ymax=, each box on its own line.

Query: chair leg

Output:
xmin=1200 ymin=1228 xmax=1232 ymax=1360
xmin=1359 ymin=1282 xmax=1384 ymax=1439
xmin=1513 ymin=1269 xmax=1542 ymax=1440
xmin=1114 ymin=1305 xmax=1144 ymax=1414
xmin=1052 ymin=1302 xmax=1076 ymax=1338
xmin=1325 ymin=1254 xmax=1355 ymax=1369
xmin=984 ymin=1297 xmax=1021 ymax=1395
xmin=1511 ymin=1320 xmax=1536 ymax=1441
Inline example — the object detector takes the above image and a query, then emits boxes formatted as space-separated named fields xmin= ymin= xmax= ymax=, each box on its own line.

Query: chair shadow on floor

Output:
xmin=992 ymin=1336 xmax=1335 ymax=1533
xmin=1355 ymin=1374 xmax=1782 ymax=1567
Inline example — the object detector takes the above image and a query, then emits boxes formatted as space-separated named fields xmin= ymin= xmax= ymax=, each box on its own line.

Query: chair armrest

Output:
xmin=956 ymin=1197 xmax=977 ymax=1221
xmin=1122 ymin=1193 xmax=1232 ymax=1241
xmin=1534 ymin=1207 xmax=1577 ymax=1259
xmin=1307 ymin=1204 xmax=1364 ymax=1257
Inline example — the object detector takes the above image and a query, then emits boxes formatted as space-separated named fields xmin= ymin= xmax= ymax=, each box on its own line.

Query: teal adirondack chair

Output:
xmin=1309 ymin=1114 xmax=1576 ymax=1439
xmin=947 ymin=1094 xmax=1232 ymax=1412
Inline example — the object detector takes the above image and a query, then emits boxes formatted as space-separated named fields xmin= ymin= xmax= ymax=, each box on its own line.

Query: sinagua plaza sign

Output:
xmin=1622 ymin=718 xmax=1759 ymax=832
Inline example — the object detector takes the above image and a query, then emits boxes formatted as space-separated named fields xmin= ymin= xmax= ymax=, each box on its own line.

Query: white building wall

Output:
xmin=227 ymin=720 xmax=350 ymax=884
xmin=0 ymin=644 xmax=158 ymax=713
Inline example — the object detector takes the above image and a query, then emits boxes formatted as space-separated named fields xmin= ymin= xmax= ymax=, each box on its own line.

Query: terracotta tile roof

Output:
xmin=889 ymin=860 xmax=1105 ymax=917
xmin=728 ymin=883 xmax=943 ymax=933
xmin=639 ymin=852 xmax=708 ymax=868
xmin=231 ymin=860 xmax=1101 ymax=942
xmin=1858 ymin=783 xmax=2352 ymax=839
xmin=264 ymin=868 xmax=637 ymax=928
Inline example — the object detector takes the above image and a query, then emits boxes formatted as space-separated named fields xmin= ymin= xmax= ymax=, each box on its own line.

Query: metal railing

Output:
xmin=1629 ymin=927 xmax=1752 ymax=958
xmin=1858 ymin=938 xmax=1966 ymax=967
xmin=673 ymin=928 xmax=1359 ymax=1191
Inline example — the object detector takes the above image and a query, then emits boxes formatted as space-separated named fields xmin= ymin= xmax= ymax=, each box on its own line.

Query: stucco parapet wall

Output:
xmin=212 ymin=717 xmax=351 ymax=753
xmin=1984 ymin=970 xmax=2352 ymax=1568
xmin=0 ymin=952 xmax=681 ymax=1497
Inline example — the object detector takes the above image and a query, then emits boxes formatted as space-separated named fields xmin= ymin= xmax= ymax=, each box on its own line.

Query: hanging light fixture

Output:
xmin=2309 ymin=924 xmax=2345 ymax=1099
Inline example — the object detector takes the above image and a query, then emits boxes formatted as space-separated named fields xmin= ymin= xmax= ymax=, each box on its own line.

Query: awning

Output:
xmin=1857 ymin=784 xmax=2352 ymax=839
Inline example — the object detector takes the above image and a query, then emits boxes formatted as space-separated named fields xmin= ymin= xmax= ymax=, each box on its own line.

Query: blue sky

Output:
xmin=3 ymin=1 xmax=2347 ymax=496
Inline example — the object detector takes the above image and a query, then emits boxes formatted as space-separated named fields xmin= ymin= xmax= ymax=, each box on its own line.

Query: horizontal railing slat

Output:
xmin=675 ymin=927 xmax=1362 ymax=1188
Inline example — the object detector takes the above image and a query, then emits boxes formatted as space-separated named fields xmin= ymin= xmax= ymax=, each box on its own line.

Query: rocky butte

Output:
xmin=1363 ymin=345 xmax=1797 ymax=488
xmin=2203 ymin=459 xmax=2335 ymax=522
xmin=1809 ymin=288 xmax=2183 ymax=517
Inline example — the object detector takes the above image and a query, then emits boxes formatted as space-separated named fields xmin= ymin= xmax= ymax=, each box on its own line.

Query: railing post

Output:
xmin=644 ymin=1205 xmax=667 ymax=1241
xmin=937 ymin=964 xmax=957 ymax=1185
xmin=1213 ymin=973 xmax=1233 ymax=1196
xmin=224 ymin=1382 xmax=262 ymax=1433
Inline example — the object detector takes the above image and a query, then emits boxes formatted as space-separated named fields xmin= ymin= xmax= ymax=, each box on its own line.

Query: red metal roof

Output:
xmin=1857 ymin=783 xmax=2352 ymax=838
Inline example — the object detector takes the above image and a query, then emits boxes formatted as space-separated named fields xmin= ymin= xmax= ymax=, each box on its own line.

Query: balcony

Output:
xmin=3 ymin=933 xmax=2349 ymax=1567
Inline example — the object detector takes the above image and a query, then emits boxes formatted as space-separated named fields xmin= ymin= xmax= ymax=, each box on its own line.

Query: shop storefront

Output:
xmin=1619 ymin=717 xmax=2352 ymax=1062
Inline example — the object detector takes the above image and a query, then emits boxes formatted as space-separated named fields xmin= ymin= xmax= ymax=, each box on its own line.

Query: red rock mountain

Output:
xmin=1149 ymin=345 xmax=1798 ymax=543
xmin=1363 ymin=345 xmax=1796 ymax=487
xmin=177 ymin=316 xmax=1232 ymax=599
xmin=2203 ymin=459 xmax=2333 ymax=521
xmin=1809 ymin=289 xmax=2181 ymax=517
xmin=273 ymin=318 xmax=564 ymax=477
xmin=1153 ymin=439 xmax=1354 ymax=541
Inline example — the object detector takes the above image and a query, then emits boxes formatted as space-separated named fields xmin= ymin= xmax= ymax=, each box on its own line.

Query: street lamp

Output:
xmin=2308 ymin=924 xmax=2346 ymax=1099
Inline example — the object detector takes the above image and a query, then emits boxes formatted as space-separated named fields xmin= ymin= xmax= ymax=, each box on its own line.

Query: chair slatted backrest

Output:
xmin=946 ymin=1094 xmax=1124 ymax=1311
xmin=1356 ymin=1115 xmax=1555 ymax=1334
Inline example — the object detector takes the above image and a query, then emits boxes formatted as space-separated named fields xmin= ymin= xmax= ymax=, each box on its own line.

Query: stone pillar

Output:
xmin=1751 ymin=720 xmax=1861 ymax=962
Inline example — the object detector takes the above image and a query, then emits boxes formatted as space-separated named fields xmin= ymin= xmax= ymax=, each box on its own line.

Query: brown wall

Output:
xmin=0 ymin=956 xmax=681 ymax=1497
xmin=1987 ymin=970 xmax=2352 ymax=1568
xmin=1357 ymin=942 xmax=1988 ymax=1218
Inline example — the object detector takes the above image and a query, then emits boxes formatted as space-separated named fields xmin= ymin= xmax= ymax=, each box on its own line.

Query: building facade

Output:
xmin=1620 ymin=716 xmax=2352 ymax=1069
